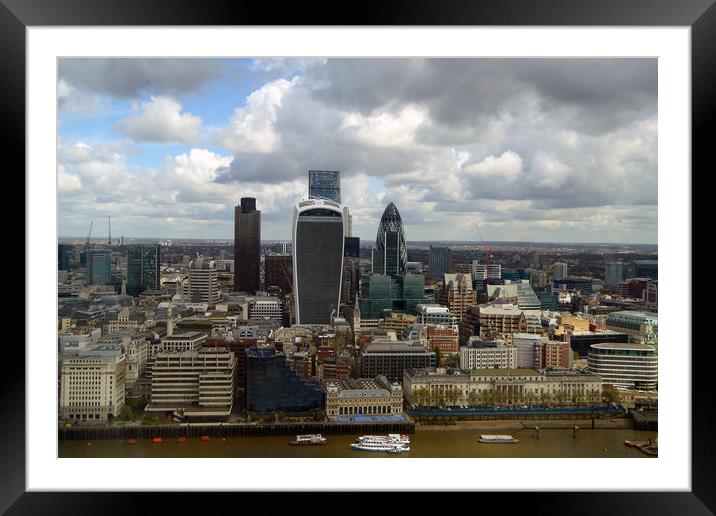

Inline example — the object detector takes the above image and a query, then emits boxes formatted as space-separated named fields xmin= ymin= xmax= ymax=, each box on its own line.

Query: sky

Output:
xmin=57 ymin=58 xmax=657 ymax=244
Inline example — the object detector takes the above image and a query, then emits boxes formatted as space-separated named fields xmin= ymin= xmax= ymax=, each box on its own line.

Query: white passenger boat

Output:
xmin=289 ymin=434 xmax=327 ymax=446
xmin=478 ymin=434 xmax=519 ymax=444
xmin=351 ymin=434 xmax=411 ymax=453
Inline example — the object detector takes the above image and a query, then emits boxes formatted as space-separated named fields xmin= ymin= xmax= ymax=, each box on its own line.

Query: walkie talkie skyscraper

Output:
xmin=292 ymin=198 xmax=344 ymax=324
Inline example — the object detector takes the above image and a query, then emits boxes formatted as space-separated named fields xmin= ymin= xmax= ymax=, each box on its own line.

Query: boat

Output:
xmin=127 ymin=439 xmax=137 ymax=445
xmin=625 ymin=438 xmax=658 ymax=455
xmin=177 ymin=437 xmax=187 ymax=443
xmin=478 ymin=434 xmax=519 ymax=444
xmin=200 ymin=435 xmax=210 ymax=442
xmin=152 ymin=437 xmax=162 ymax=444
xmin=289 ymin=434 xmax=327 ymax=446
xmin=351 ymin=434 xmax=411 ymax=453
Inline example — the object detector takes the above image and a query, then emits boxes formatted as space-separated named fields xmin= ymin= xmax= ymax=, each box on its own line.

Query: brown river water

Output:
xmin=59 ymin=427 xmax=657 ymax=458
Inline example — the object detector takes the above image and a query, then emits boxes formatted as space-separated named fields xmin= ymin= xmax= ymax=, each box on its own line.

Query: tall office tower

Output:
xmin=343 ymin=206 xmax=353 ymax=236
xmin=428 ymin=245 xmax=452 ymax=278
xmin=264 ymin=254 xmax=293 ymax=294
xmin=372 ymin=202 xmax=407 ymax=278
xmin=341 ymin=257 xmax=360 ymax=306
xmin=292 ymin=198 xmax=344 ymax=324
xmin=308 ymin=170 xmax=341 ymax=203
xmin=552 ymin=262 xmax=569 ymax=282
xmin=87 ymin=250 xmax=111 ymax=285
xmin=58 ymin=244 xmax=72 ymax=271
xmin=184 ymin=257 xmax=220 ymax=305
xmin=126 ymin=244 xmax=160 ymax=297
xmin=234 ymin=197 xmax=261 ymax=293
xmin=604 ymin=261 xmax=629 ymax=288
xmin=344 ymin=236 xmax=360 ymax=258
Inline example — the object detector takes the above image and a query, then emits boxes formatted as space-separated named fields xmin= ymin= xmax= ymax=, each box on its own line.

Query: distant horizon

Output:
xmin=58 ymin=236 xmax=658 ymax=248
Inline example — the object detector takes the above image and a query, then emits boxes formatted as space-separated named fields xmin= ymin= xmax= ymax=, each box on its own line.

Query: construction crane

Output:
xmin=85 ymin=219 xmax=93 ymax=250
xmin=474 ymin=222 xmax=493 ymax=265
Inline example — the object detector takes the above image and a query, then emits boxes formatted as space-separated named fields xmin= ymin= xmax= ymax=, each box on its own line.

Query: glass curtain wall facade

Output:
xmin=373 ymin=202 xmax=407 ymax=277
xmin=126 ymin=244 xmax=160 ymax=297
xmin=87 ymin=250 xmax=111 ymax=285
xmin=308 ymin=170 xmax=341 ymax=203
xmin=428 ymin=246 xmax=452 ymax=278
xmin=246 ymin=347 xmax=324 ymax=414
xmin=293 ymin=199 xmax=344 ymax=324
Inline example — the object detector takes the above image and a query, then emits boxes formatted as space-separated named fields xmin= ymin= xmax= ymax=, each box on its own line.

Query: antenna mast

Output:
xmin=108 ymin=216 xmax=112 ymax=247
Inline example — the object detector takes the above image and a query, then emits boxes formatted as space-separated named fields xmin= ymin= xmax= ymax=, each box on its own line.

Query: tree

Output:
xmin=602 ymin=384 xmax=620 ymax=405
xmin=468 ymin=390 xmax=479 ymax=407
xmin=433 ymin=347 xmax=443 ymax=367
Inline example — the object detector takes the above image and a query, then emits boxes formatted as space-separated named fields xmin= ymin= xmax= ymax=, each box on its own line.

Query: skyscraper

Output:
xmin=292 ymin=198 xmax=344 ymax=324
xmin=87 ymin=250 xmax=111 ymax=286
xmin=126 ymin=244 xmax=160 ymax=297
xmin=372 ymin=202 xmax=407 ymax=278
xmin=58 ymin=244 xmax=72 ymax=271
xmin=234 ymin=197 xmax=261 ymax=293
xmin=428 ymin=246 xmax=452 ymax=278
xmin=343 ymin=206 xmax=352 ymax=236
xmin=605 ymin=261 xmax=629 ymax=288
xmin=308 ymin=170 xmax=341 ymax=203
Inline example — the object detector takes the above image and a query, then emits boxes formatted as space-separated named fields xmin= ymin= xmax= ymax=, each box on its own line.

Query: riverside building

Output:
xmin=59 ymin=346 xmax=126 ymax=421
xmin=588 ymin=342 xmax=658 ymax=390
xmin=323 ymin=376 xmax=404 ymax=419
xmin=403 ymin=367 xmax=602 ymax=407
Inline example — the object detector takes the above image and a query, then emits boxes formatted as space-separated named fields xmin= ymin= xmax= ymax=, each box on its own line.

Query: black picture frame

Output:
xmin=3 ymin=0 xmax=713 ymax=512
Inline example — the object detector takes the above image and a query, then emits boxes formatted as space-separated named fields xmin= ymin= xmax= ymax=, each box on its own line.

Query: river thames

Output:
xmin=59 ymin=427 xmax=657 ymax=458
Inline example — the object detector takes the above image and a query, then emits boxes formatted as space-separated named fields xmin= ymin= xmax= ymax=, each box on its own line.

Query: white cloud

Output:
xmin=464 ymin=151 xmax=524 ymax=179
xmin=217 ymin=78 xmax=297 ymax=153
xmin=115 ymin=96 xmax=202 ymax=144
xmin=339 ymin=105 xmax=427 ymax=148
xmin=57 ymin=165 xmax=82 ymax=193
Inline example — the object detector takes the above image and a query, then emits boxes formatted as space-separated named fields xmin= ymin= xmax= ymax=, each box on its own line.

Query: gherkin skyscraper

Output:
xmin=373 ymin=202 xmax=407 ymax=277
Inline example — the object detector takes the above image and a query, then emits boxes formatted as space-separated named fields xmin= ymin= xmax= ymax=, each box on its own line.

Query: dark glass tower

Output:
xmin=292 ymin=199 xmax=344 ymax=324
xmin=87 ymin=250 xmax=111 ymax=285
xmin=58 ymin=244 xmax=72 ymax=271
xmin=373 ymin=202 xmax=407 ymax=277
xmin=308 ymin=170 xmax=341 ymax=203
xmin=126 ymin=244 xmax=160 ymax=297
xmin=234 ymin=197 xmax=261 ymax=293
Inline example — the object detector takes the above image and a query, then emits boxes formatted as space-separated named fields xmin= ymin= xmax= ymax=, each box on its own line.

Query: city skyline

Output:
xmin=58 ymin=58 xmax=657 ymax=244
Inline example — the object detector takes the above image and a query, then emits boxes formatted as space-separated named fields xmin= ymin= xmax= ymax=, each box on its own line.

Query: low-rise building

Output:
xmin=459 ymin=338 xmax=516 ymax=370
xmin=403 ymin=367 xmax=602 ymax=407
xmin=427 ymin=325 xmax=460 ymax=354
xmin=361 ymin=341 xmax=436 ymax=382
xmin=323 ymin=376 xmax=404 ymax=419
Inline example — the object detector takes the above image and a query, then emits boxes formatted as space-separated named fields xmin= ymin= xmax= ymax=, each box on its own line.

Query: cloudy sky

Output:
xmin=57 ymin=58 xmax=657 ymax=243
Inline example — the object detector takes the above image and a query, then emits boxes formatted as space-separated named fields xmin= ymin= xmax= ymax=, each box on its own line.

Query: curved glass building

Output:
xmin=373 ymin=202 xmax=407 ymax=277
xmin=292 ymin=198 xmax=344 ymax=324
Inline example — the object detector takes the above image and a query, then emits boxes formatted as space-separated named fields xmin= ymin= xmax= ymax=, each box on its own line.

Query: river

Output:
xmin=58 ymin=427 xmax=657 ymax=458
